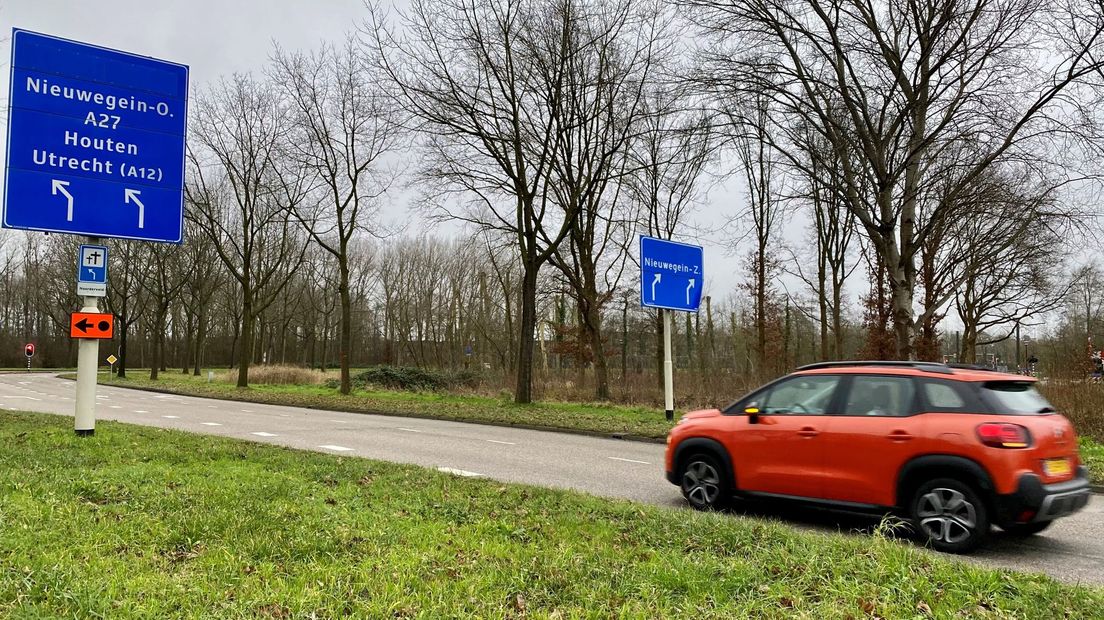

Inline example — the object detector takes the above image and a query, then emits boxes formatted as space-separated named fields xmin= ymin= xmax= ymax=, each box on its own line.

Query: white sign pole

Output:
xmin=663 ymin=309 xmax=675 ymax=421
xmin=74 ymin=237 xmax=102 ymax=436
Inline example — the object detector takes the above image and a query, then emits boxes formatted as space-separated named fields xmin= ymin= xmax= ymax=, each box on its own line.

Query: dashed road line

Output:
xmin=162 ymin=415 xmax=180 ymax=419
xmin=319 ymin=445 xmax=353 ymax=452
xmin=201 ymin=422 xmax=222 ymax=426
xmin=397 ymin=427 xmax=423 ymax=433
xmin=486 ymin=439 xmax=516 ymax=445
xmin=134 ymin=410 xmax=149 ymax=413
xmin=251 ymin=432 xmax=277 ymax=437
xmin=437 ymin=467 xmax=483 ymax=477
xmin=608 ymin=456 xmax=651 ymax=465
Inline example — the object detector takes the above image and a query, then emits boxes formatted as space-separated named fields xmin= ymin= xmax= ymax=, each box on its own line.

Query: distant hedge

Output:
xmin=327 ymin=365 xmax=482 ymax=392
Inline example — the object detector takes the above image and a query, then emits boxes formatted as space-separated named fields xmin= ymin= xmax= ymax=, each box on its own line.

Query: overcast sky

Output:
xmin=0 ymin=0 xmax=811 ymax=310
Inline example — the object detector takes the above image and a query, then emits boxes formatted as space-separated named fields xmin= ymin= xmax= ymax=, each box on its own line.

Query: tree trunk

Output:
xmin=338 ymin=255 xmax=353 ymax=395
xmin=117 ymin=320 xmax=129 ymax=379
xmin=193 ymin=308 xmax=207 ymax=376
xmin=891 ymin=267 xmax=914 ymax=360
xmin=514 ymin=262 xmax=539 ymax=404
xmin=237 ymin=297 xmax=253 ymax=388
xmin=587 ymin=300 xmax=609 ymax=401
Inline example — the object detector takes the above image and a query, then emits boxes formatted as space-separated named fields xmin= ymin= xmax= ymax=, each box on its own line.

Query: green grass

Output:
xmin=1080 ymin=438 xmax=1104 ymax=486
xmin=100 ymin=372 xmax=673 ymax=440
xmin=1 ymin=411 xmax=1101 ymax=618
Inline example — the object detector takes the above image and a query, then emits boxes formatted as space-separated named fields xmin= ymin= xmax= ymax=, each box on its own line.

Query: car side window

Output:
xmin=842 ymin=375 xmax=915 ymax=417
xmin=758 ymin=375 xmax=841 ymax=415
xmin=919 ymin=379 xmax=977 ymax=412
xmin=924 ymin=382 xmax=965 ymax=409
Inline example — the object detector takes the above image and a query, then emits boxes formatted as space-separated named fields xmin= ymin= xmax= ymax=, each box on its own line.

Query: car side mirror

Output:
xmin=744 ymin=404 xmax=760 ymax=424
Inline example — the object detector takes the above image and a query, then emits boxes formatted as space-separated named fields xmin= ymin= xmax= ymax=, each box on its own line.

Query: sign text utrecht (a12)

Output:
xmin=3 ymin=29 xmax=189 ymax=243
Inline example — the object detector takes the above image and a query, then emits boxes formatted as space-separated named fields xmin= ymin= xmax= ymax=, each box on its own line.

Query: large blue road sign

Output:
xmin=640 ymin=236 xmax=704 ymax=312
xmin=3 ymin=29 xmax=188 ymax=243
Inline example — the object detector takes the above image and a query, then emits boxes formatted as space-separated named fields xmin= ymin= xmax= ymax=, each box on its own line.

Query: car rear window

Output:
xmin=980 ymin=381 xmax=1055 ymax=414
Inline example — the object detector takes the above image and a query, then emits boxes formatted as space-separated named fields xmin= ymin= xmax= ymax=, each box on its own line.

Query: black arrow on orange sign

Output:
xmin=75 ymin=318 xmax=92 ymax=332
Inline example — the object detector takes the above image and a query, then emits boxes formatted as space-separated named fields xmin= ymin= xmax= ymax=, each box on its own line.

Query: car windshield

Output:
xmin=981 ymin=381 xmax=1055 ymax=414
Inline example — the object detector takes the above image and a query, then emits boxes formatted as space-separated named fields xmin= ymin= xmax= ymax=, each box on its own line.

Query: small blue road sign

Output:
xmin=640 ymin=236 xmax=704 ymax=312
xmin=78 ymin=244 xmax=107 ymax=283
xmin=3 ymin=29 xmax=189 ymax=243
xmin=76 ymin=243 xmax=108 ymax=297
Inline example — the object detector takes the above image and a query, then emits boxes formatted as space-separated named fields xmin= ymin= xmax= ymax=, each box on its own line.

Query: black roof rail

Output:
xmin=796 ymin=360 xmax=954 ymax=375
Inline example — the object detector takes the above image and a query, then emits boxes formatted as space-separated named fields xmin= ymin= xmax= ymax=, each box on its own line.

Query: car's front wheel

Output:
xmin=679 ymin=452 xmax=730 ymax=511
xmin=910 ymin=478 xmax=989 ymax=554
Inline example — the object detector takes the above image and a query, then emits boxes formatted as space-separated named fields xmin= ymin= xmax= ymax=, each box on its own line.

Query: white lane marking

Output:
xmin=96 ymin=396 xmax=108 ymax=400
xmin=608 ymin=456 xmax=651 ymax=465
xmin=486 ymin=439 xmax=516 ymax=445
xmin=397 ymin=427 xmax=423 ymax=433
xmin=437 ymin=467 xmax=483 ymax=478
xmin=154 ymin=395 xmax=178 ymax=399
xmin=251 ymin=432 xmax=277 ymax=437
xmin=6 ymin=396 xmax=41 ymax=401
xmin=201 ymin=422 xmax=222 ymax=426
xmin=280 ymin=414 xmax=290 ymax=418
xmin=329 ymin=420 xmax=350 ymax=423
xmin=241 ymin=409 xmax=254 ymax=413
xmin=134 ymin=410 xmax=149 ymax=414
xmin=319 ymin=445 xmax=353 ymax=452
xmin=110 ymin=405 xmax=122 ymax=409
xmin=162 ymin=415 xmax=180 ymax=419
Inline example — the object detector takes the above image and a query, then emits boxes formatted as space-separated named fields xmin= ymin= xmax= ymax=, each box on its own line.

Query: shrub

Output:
xmin=1040 ymin=382 xmax=1104 ymax=443
xmin=351 ymin=365 xmax=483 ymax=392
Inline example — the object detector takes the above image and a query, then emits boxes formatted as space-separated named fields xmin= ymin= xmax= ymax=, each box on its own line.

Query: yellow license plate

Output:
xmin=1043 ymin=458 xmax=1071 ymax=477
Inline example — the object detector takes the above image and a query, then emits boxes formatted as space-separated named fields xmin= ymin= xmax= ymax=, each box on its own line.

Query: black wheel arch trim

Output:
xmin=896 ymin=454 xmax=996 ymax=509
xmin=672 ymin=437 xmax=735 ymax=488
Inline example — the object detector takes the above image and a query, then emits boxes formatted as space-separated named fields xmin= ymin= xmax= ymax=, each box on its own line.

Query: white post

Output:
xmin=74 ymin=237 xmax=101 ymax=436
xmin=664 ymin=309 xmax=675 ymax=421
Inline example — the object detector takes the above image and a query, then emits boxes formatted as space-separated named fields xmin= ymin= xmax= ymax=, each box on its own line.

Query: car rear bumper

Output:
xmin=996 ymin=466 xmax=1092 ymax=525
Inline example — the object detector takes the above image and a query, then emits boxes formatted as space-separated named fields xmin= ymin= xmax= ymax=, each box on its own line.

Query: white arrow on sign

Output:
xmin=651 ymin=273 xmax=662 ymax=301
xmin=124 ymin=188 xmax=145 ymax=229
xmin=52 ymin=180 xmax=73 ymax=221
xmin=86 ymin=268 xmax=96 ymax=279
xmin=686 ymin=279 xmax=696 ymax=305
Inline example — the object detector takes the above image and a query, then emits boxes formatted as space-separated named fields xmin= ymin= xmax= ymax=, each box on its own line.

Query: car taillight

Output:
xmin=976 ymin=423 xmax=1031 ymax=448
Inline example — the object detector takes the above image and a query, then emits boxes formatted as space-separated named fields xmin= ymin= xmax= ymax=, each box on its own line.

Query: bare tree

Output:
xmin=687 ymin=0 xmax=1104 ymax=359
xmin=369 ymin=0 xmax=581 ymax=403
xmin=626 ymin=87 xmax=715 ymax=383
xmin=186 ymin=74 xmax=309 ymax=388
xmin=271 ymin=37 xmax=400 ymax=394
xmin=544 ymin=0 xmax=663 ymax=400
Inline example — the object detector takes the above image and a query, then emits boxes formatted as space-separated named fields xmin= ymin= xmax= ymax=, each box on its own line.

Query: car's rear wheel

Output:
xmin=679 ymin=452 xmax=730 ymax=511
xmin=1000 ymin=520 xmax=1052 ymax=536
xmin=910 ymin=478 xmax=989 ymax=554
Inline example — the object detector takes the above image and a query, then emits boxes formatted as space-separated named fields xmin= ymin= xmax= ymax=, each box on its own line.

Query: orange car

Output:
xmin=664 ymin=361 xmax=1092 ymax=553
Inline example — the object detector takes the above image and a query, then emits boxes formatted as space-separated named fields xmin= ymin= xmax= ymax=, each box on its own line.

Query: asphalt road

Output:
xmin=1 ymin=373 xmax=1101 ymax=586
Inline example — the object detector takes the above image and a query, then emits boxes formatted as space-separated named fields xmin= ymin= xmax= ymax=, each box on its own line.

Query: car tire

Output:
xmin=679 ymin=452 xmax=730 ymax=511
xmin=1000 ymin=520 xmax=1052 ymax=537
xmin=910 ymin=478 xmax=989 ymax=554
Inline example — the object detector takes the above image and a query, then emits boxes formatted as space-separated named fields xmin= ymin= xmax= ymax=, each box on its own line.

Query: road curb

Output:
xmin=59 ymin=375 xmax=670 ymax=445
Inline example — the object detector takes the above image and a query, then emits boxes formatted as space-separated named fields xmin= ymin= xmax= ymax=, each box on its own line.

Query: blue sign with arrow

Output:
xmin=640 ymin=236 xmax=704 ymax=312
xmin=3 ymin=29 xmax=189 ymax=243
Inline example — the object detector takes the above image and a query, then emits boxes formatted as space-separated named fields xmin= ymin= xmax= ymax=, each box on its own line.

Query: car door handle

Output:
xmin=798 ymin=427 xmax=819 ymax=438
xmin=888 ymin=430 xmax=913 ymax=442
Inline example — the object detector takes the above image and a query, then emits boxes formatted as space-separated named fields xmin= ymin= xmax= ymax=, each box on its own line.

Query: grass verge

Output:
xmin=100 ymin=372 xmax=673 ymax=440
xmin=2 ymin=410 xmax=1101 ymax=618
xmin=1081 ymin=438 xmax=1104 ymax=486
